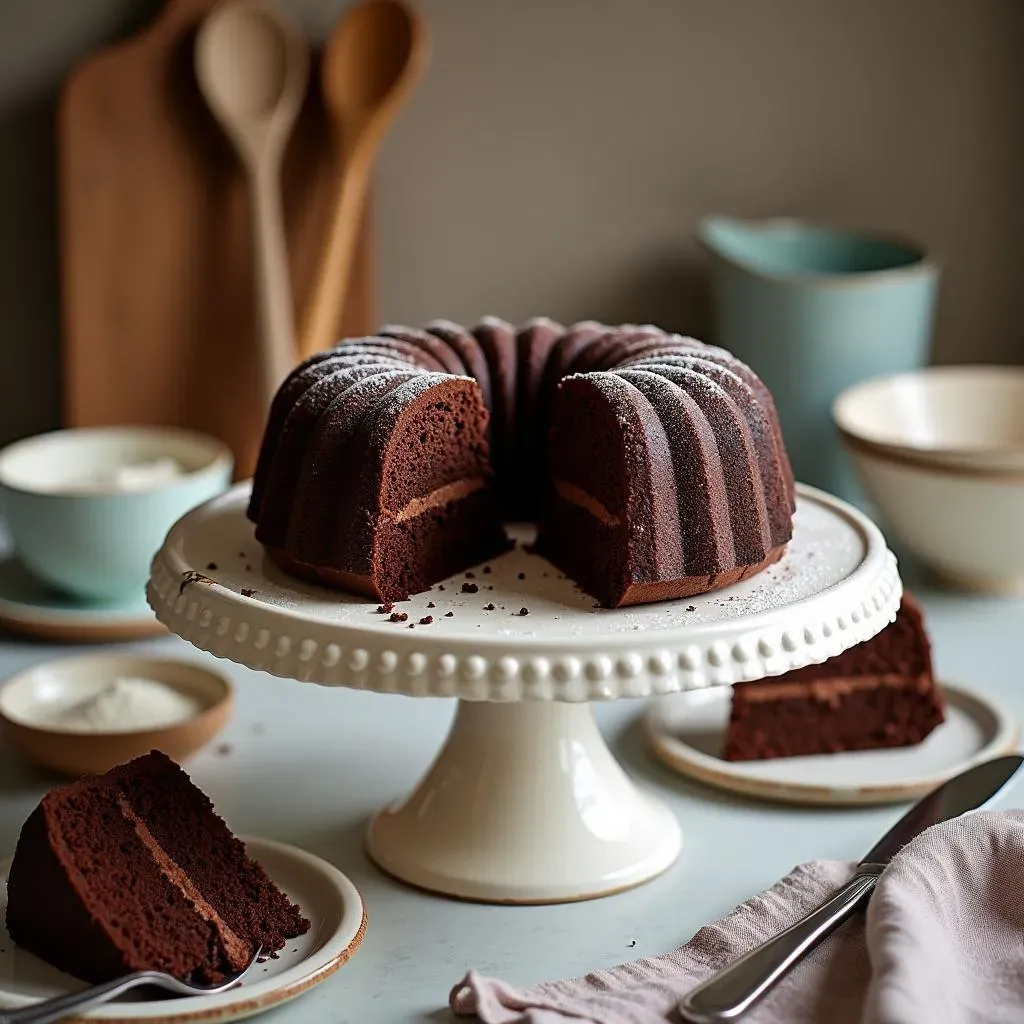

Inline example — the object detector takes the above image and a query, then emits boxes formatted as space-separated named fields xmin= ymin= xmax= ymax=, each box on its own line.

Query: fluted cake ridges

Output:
xmin=247 ymin=321 xmax=796 ymax=607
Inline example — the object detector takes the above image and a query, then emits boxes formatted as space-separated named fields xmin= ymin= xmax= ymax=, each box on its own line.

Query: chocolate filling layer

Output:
xmin=737 ymin=673 xmax=932 ymax=703
xmin=388 ymin=478 xmax=486 ymax=523
xmin=114 ymin=794 xmax=250 ymax=969
xmin=554 ymin=479 xmax=621 ymax=527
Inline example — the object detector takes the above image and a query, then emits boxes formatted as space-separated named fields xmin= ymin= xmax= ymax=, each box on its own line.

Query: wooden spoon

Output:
xmin=299 ymin=0 xmax=428 ymax=360
xmin=195 ymin=0 xmax=309 ymax=409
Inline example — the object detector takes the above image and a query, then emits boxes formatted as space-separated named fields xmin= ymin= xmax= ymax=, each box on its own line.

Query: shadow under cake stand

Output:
xmin=147 ymin=483 xmax=901 ymax=904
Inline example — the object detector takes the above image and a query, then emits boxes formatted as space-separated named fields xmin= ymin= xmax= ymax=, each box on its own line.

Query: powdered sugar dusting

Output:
xmin=182 ymin=488 xmax=868 ymax=643
xmin=520 ymin=316 xmax=564 ymax=332
xmin=476 ymin=315 xmax=515 ymax=331
xmin=423 ymin=318 xmax=466 ymax=333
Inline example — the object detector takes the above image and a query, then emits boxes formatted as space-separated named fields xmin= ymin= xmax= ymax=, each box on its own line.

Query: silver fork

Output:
xmin=0 ymin=947 xmax=262 ymax=1024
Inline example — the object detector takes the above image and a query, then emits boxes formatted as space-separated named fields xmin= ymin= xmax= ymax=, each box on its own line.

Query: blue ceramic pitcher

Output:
xmin=699 ymin=216 xmax=939 ymax=500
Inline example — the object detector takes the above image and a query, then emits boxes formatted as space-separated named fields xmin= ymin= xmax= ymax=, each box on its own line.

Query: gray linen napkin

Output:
xmin=450 ymin=810 xmax=1024 ymax=1024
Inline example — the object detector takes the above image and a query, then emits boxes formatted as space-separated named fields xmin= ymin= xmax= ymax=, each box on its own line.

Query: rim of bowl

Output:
xmin=697 ymin=216 xmax=938 ymax=287
xmin=0 ymin=425 xmax=234 ymax=498
xmin=833 ymin=365 xmax=1024 ymax=460
xmin=838 ymin=429 xmax=1024 ymax=482
xmin=0 ymin=653 xmax=234 ymax=739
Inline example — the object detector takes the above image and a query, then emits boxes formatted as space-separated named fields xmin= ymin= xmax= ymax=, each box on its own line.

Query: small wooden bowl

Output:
xmin=0 ymin=654 xmax=233 ymax=775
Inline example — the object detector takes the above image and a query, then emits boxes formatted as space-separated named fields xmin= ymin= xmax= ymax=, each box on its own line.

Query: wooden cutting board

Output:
xmin=60 ymin=0 xmax=376 ymax=479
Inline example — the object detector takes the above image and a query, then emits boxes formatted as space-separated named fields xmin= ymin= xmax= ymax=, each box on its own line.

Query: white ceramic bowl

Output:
xmin=834 ymin=366 xmax=1024 ymax=594
xmin=834 ymin=366 xmax=1024 ymax=472
xmin=0 ymin=426 xmax=232 ymax=601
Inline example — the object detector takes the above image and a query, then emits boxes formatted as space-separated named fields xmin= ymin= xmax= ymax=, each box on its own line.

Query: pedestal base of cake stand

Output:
xmin=366 ymin=699 xmax=682 ymax=904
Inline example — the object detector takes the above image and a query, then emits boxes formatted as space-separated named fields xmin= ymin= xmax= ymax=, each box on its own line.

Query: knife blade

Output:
xmin=679 ymin=754 xmax=1024 ymax=1024
xmin=860 ymin=754 xmax=1023 ymax=866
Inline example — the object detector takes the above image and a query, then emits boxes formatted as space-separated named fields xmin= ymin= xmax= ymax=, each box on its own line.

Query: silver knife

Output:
xmin=679 ymin=753 xmax=1024 ymax=1024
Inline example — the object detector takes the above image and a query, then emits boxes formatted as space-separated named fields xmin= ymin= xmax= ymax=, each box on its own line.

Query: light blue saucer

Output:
xmin=0 ymin=558 xmax=164 ymax=642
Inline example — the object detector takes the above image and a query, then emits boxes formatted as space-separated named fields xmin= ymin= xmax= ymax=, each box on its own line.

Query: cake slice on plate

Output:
xmin=724 ymin=595 xmax=944 ymax=761
xmin=5 ymin=750 xmax=309 ymax=983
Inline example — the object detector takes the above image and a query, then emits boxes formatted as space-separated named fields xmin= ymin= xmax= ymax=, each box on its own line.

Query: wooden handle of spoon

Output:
xmin=298 ymin=140 xmax=373 ymax=360
xmin=251 ymin=156 xmax=298 ymax=409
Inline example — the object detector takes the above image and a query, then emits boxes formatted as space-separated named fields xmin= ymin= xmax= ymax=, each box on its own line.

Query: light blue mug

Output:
xmin=698 ymin=216 xmax=939 ymax=501
xmin=0 ymin=427 xmax=233 ymax=602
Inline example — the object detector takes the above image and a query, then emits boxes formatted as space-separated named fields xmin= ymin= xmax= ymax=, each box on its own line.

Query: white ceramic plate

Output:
xmin=0 ymin=558 xmax=164 ymax=643
xmin=0 ymin=837 xmax=365 ymax=1022
xmin=644 ymin=683 xmax=1019 ymax=806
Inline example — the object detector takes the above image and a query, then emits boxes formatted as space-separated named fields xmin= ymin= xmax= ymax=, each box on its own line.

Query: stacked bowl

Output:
xmin=834 ymin=366 xmax=1024 ymax=594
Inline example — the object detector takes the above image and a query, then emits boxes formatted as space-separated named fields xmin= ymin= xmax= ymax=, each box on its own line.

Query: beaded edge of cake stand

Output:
xmin=146 ymin=549 xmax=902 ymax=700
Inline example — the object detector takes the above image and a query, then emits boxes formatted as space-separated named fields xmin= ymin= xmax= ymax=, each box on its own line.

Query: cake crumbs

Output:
xmin=486 ymin=585 xmax=494 ymax=590
xmin=427 ymin=601 xmax=435 ymax=608
xmin=438 ymin=584 xmax=445 ymax=591
xmin=215 ymin=743 xmax=233 ymax=757
xmin=462 ymin=582 xmax=478 ymax=594
xmin=518 ymin=607 xmax=530 ymax=616
xmin=240 ymin=588 xmax=257 ymax=598
xmin=178 ymin=570 xmax=213 ymax=595
xmin=483 ymin=603 xmax=495 ymax=611
xmin=390 ymin=611 xmax=409 ymax=622
xmin=465 ymin=571 xmax=475 ymax=578
xmin=408 ymin=623 xmax=415 ymax=628
xmin=419 ymin=615 xmax=434 ymax=625
xmin=628 ymin=939 xmax=636 ymax=948
xmin=376 ymin=603 xmax=394 ymax=613
xmin=483 ymin=566 xmax=492 ymax=574
xmin=685 ymin=605 xmax=696 ymax=612
xmin=245 ymin=564 xmax=252 ymax=572
xmin=518 ymin=572 xmax=526 ymax=580
xmin=206 ymin=562 xmax=218 ymax=571
xmin=445 ymin=611 xmax=454 ymax=617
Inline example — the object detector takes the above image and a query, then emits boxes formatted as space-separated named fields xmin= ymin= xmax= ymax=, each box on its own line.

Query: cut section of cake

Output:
xmin=6 ymin=751 xmax=309 ymax=983
xmin=266 ymin=373 xmax=509 ymax=601
xmin=723 ymin=596 xmax=944 ymax=760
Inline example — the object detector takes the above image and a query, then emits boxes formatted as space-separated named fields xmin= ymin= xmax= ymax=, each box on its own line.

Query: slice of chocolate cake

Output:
xmin=6 ymin=751 xmax=308 ymax=983
xmin=724 ymin=596 xmax=944 ymax=761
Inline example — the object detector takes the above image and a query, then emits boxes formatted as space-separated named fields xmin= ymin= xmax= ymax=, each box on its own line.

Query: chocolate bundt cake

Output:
xmin=248 ymin=320 xmax=796 ymax=607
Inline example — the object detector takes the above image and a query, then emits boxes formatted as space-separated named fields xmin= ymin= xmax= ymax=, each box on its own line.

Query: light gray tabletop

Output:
xmin=0 ymin=574 xmax=1021 ymax=1024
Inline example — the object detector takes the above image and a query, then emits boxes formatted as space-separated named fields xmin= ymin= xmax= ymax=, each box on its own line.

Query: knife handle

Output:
xmin=678 ymin=864 xmax=884 ymax=1024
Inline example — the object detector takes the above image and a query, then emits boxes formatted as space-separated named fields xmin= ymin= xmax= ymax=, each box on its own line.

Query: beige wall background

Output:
xmin=1 ymin=0 xmax=1021 ymax=446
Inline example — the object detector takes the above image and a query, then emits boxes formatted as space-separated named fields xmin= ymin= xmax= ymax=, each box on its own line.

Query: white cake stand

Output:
xmin=147 ymin=483 xmax=901 ymax=904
